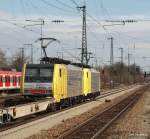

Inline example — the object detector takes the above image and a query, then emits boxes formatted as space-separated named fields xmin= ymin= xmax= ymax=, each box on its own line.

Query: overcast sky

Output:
xmin=0 ymin=0 xmax=150 ymax=71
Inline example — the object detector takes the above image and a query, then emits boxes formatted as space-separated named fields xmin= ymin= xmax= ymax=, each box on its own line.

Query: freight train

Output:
xmin=0 ymin=62 xmax=101 ymax=123
xmin=21 ymin=63 xmax=100 ymax=104
xmin=0 ymin=71 xmax=21 ymax=92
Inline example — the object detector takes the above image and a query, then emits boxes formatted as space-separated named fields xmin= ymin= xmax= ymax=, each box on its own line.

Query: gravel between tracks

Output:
xmin=100 ymin=87 xmax=150 ymax=139
xmin=26 ymin=86 xmax=142 ymax=139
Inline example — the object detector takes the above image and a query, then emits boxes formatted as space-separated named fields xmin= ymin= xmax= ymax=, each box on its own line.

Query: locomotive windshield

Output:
xmin=25 ymin=64 xmax=53 ymax=82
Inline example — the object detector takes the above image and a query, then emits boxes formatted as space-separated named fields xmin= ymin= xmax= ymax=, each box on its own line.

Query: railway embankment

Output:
xmin=0 ymin=85 xmax=144 ymax=139
xmin=24 ymin=85 xmax=143 ymax=139
xmin=98 ymin=85 xmax=150 ymax=139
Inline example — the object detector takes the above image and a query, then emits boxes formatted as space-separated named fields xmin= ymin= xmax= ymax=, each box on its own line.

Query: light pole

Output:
xmin=24 ymin=44 xmax=34 ymax=64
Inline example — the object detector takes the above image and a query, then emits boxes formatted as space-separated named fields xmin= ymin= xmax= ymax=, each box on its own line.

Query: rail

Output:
xmin=0 ymin=85 xmax=141 ymax=132
xmin=57 ymin=87 xmax=145 ymax=139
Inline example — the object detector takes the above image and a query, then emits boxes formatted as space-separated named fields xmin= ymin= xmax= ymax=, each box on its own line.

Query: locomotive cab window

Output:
xmin=26 ymin=68 xmax=38 ymax=77
xmin=25 ymin=64 xmax=53 ymax=83
xmin=40 ymin=68 xmax=52 ymax=77
xmin=40 ymin=68 xmax=53 ymax=82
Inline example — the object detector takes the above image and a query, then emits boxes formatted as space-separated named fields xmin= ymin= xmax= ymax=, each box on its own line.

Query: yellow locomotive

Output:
xmin=21 ymin=62 xmax=100 ymax=103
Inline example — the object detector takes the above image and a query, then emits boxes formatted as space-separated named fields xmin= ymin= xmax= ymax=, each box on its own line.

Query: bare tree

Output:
xmin=10 ymin=51 xmax=29 ymax=71
xmin=0 ymin=49 xmax=9 ymax=70
xmin=100 ymin=62 xmax=143 ymax=89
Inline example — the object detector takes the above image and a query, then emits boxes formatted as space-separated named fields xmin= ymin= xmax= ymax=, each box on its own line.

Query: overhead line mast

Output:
xmin=77 ymin=5 xmax=88 ymax=65
xmin=108 ymin=37 xmax=114 ymax=65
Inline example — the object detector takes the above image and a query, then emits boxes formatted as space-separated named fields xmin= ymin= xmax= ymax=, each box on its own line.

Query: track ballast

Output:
xmin=57 ymin=87 xmax=146 ymax=139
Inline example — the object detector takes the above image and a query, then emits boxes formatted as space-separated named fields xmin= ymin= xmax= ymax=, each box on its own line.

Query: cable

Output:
xmin=62 ymin=46 xmax=81 ymax=62
xmin=28 ymin=0 xmax=47 ymax=15
xmin=70 ymin=0 xmax=79 ymax=7
xmin=70 ymin=0 xmax=109 ymax=33
xmin=97 ymin=0 xmax=150 ymax=44
xmin=40 ymin=0 xmax=75 ymax=13
xmin=0 ymin=19 xmax=41 ymax=35
xmin=86 ymin=25 xmax=105 ymax=45
xmin=0 ymin=22 xmax=31 ymax=42
xmin=87 ymin=13 xmax=108 ymax=32
xmin=69 ymin=0 xmax=109 ymax=62
xmin=55 ymin=0 xmax=74 ymax=9
xmin=99 ymin=0 xmax=111 ymax=19
xmin=0 ymin=31 xmax=22 ymax=43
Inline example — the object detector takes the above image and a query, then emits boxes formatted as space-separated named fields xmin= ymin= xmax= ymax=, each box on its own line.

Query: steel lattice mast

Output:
xmin=77 ymin=5 xmax=88 ymax=65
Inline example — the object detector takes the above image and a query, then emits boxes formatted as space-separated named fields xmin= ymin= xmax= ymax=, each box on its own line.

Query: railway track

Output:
xmin=0 ymin=85 xmax=139 ymax=133
xmin=57 ymin=87 xmax=145 ymax=139
xmin=0 ymin=85 xmax=134 ymax=108
xmin=98 ymin=85 xmax=133 ymax=98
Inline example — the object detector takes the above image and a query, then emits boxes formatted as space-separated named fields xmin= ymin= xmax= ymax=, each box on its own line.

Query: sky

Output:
xmin=0 ymin=0 xmax=150 ymax=71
